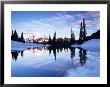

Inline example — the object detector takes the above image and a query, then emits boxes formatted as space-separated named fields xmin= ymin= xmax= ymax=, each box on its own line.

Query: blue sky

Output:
xmin=11 ymin=11 xmax=100 ymax=40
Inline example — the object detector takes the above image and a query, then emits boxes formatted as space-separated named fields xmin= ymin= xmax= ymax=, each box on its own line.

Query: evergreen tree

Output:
xmin=48 ymin=34 xmax=51 ymax=44
xmin=21 ymin=32 xmax=25 ymax=43
xmin=82 ymin=18 xmax=87 ymax=40
xmin=13 ymin=30 xmax=18 ymax=41
xmin=52 ymin=31 xmax=56 ymax=45
xmin=70 ymin=28 xmax=75 ymax=45
xmin=11 ymin=30 xmax=14 ymax=40
xmin=79 ymin=22 xmax=83 ymax=41
xmin=33 ymin=35 xmax=35 ymax=43
xmin=64 ymin=36 xmax=67 ymax=46
xmin=78 ymin=19 xmax=87 ymax=44
xmin=21 ymin=32 xmax=23 ymax=40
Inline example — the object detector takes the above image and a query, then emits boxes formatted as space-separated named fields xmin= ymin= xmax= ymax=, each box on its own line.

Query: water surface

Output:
xmin=11 ymin=46 xmax=100 ymax=77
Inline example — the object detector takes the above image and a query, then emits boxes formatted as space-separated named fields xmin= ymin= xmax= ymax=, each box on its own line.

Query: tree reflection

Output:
xmin=11 ymin=46 xmax=87 ymax=66
xmin=11 ymin=51 xmax=20 ymax=61
xmin=79 ymin=48 xmax=87 ymax=66
xmin=48 ymin=46 xmax=69 ymax=61
xmin=48 ymin=46 xmax=57 ymax=60
xmin=70 ymin=47 xmax=75 ymax=59
xmin=53 ymin=49 xmax=56 ymax=60
xmin=21 ymin=51 xmax=23 ymax=57
xmin=70 ymin=47 xmax=76 ymax=69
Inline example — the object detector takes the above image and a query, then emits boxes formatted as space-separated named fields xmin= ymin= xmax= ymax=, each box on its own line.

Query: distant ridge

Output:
xmin=77 ymin=30 xmax=100 ymax=45
xmin=85 ymin=30 xmax=100 ymax=41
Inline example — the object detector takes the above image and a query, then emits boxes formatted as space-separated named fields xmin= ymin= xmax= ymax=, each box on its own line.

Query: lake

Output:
xmin=11 ymin=46 xmax=100 ymax=77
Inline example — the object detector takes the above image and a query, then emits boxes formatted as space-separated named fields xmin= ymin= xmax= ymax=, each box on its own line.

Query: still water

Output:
xmin=11 ymin=46 xmax=100 ymax=77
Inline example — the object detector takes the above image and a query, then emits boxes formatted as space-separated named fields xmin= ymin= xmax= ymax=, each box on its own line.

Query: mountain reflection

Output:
xmin=11 ymin=46 xmax=87 ymax=66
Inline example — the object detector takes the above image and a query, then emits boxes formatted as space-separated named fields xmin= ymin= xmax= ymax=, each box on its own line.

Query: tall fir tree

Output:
xmin=79 ymin=22 xmax=83 ymax=40
xmin=11 ymin=30 xmax=14 ymax=40
xmin=70 ymin=28 xmax=75 ymax=45
xmin=48 ymin=34 xmax=51 ymax=44
xmin=13 ymin=30 xmax=18 ymax=41
xmin=21 ymin=32 xmax=25 ymax=43
xmin=82 ymin=18 xmax=86 ymax=40
xmin=79 ymin=19 xmax=87 ymax=41
xmin=52 ymin=31 xmax=56 ymax=45
xmin=33 ymin=35 xmax=35 ymax=43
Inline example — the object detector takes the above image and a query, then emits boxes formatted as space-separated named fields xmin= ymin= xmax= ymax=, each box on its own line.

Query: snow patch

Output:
xmin=11 ymin=41 xmax=50 ymax=51
xmin=64 ymin=51 xmax=100 ymax=77
xmin=65 ymin=39 xmax=100 ymax=77
xmin=71 ymin=39 xmax=100 ymax=52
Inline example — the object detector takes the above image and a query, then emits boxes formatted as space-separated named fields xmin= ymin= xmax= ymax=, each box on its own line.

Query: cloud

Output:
xmin=12 ymin=11 xmax=100 ymax=40
xmin=71 ymin=11 xmax=100 ymax=30
xmin=16 ymin=12 xmax=74 ymax=37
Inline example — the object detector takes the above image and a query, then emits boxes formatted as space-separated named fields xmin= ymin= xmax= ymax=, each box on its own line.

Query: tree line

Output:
xmin=11 ymin=18 xmax=100 ymax=45
xmin=48 ymin=18 xmax=87 ymax=46
xmin=11 ymin=30 xmax=25 ymax=43
xmin=48 ymin=28 xmax=76 ymax=47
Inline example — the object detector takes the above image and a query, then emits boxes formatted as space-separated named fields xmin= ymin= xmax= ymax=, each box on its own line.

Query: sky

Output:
xmin=11 ymin=11 xmax=100 ymax=40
